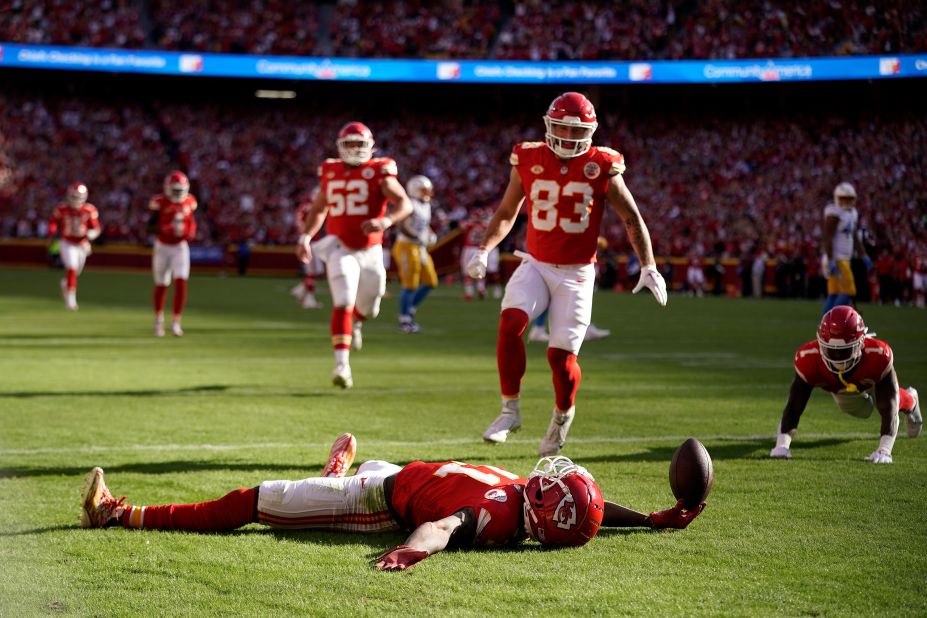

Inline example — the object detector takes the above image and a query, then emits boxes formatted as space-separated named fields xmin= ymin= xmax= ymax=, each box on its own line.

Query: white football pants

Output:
xmin=257 ymin=460 xmax=401 ymax=531
xmin=324 ymin=240 xmax=386 ymax=316
xmin=501 ymin=252 xmax=595 ymax=354
xmin=152 ymin=240 xmax=190 ymax=286
xmin=59 ymin=240 xmax=89 ymax=274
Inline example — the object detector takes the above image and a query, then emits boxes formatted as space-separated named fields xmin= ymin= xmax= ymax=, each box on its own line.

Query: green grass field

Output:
xmin=1 ymin=266 xmax=926 ymax=617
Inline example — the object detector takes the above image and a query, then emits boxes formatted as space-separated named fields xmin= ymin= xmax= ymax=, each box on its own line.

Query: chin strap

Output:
xmin=836 ymin=371 xmax=858 ymax=393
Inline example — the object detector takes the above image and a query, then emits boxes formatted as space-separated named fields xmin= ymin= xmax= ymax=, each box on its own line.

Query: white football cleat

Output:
xmin=904 ymin=387 xmax=922 ymax=438
xmin=769 ymin=446 xmax=792 ymax=459
xmin=290 ymin=283 xmax=307 ymax=300
xmin=527 ymin=325 xmax=549 ymax=343
xmin=301 ymin=294 xmax=323 ymax=309
xmin=332 ymin=363 xmax=353 ymax=389
xmin=351 ymin=322 xmax=363 ymax=351
xmin=154 ymin=318 xmax=165 ymax=338
xmin=80 ymin=467 xmax=125 ymax=528
xmin=171 ymin=321 xmax=184 ymax=337
xmin=539 ymin=407 xmax=575 ymax=456
xmin=483 ymin=401 xmax=522 ymax=443
xmin=65 ymin=298 xmax=78 ymax=311
xmin=584 ymin=324 xmax=611 ymax=341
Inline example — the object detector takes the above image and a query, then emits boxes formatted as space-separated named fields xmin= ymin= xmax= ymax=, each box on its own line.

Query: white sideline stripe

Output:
xmin=0 ymin=432 xmax=875 ymax=457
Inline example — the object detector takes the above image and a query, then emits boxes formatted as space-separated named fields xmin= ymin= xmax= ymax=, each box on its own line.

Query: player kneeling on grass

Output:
xmin=81 ymin=433 xmax=705 ymax=571
xmin=771 ymin=306 xmax=922 ymax=464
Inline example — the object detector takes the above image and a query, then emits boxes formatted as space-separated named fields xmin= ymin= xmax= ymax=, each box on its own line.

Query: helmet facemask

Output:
xmin=817 ymin=334 xmax=865 ymax=374
xmin=544 ymin=115 xmax=597 ymax=159
xmin=522 ymin=456 xmax=601 ymax=546
xmin=66 ymin=184 xmax=88 ymax=208
xmin=337 ymin=136 xmax=375 ymax=166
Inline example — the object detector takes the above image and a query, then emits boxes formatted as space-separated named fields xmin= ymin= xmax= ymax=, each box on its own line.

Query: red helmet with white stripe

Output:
xmin=544 ymin=92 xmax=598 ymax=159
xmin=337 ymin=122 xmax=375 ymax=166
xmin=66 ymin=182 xmax=88 ymax=207
xmin=817 ymin=306 xmax=870 ymax=374
xmin=164 ymin=171 xmax=190 ymax=204
xmin=522 ymin=456 xmax=604 ymax=547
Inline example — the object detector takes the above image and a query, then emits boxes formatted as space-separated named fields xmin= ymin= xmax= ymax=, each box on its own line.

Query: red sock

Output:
xmin=547 ymin=347 xmax=582 ymax=412
xmin=66 ymin=269 xmax=77 ymax=291
xmin=303 ymin=275 xmax=315 ymax=293
xmin=497 ymin=308 xmax=529 ymax=397
xmin=352 ymin=306 xmax=366 ymax=323
xmin=172 ymin=278 xmax=188 ymax=317
xmin=900 ymin=387 xmax=915 ymax=412
xmin=122 ymin=488 xmax=257 ymax=531
xmin=153 ymin=285 xmax=168 ymax=313
xmin=331 ymin=306 xmax=352 ymax=349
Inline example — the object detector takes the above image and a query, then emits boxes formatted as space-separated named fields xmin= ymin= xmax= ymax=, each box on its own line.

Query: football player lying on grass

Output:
xmin=771 ymin=306 xmax=922 ymax=464
xmin=81 ymin=434 xmax=706 ymax=571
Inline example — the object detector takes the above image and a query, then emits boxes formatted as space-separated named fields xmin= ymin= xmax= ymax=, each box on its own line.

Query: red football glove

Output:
xmin=374 ymin=545 xmax=429 ymax=571
xmin=649 ymin=499 xmax=706 ymax=530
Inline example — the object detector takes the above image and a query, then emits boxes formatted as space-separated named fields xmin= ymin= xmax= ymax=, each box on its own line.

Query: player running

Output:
xmin=47 ymin=182 xmax=100 ymax=311
xmin=771 ymin=306 xmax=922 ymax=463
xmin=392 ymin=175 xmax=438 ymax=333
xmin=296 ymin=122 xmax=412 ymax=388
xmin=80 ymin=433 xmax=705 ymax=571
xmin=148 ymin=171 xmax=197 ymax=337
xmin=467 ymin=92 xmax=667 ymax=456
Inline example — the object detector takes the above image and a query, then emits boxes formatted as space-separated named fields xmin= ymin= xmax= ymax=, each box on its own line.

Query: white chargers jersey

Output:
xmin=397 ymin=198 xmax=432 ymax=245
xmin=824 ymin=202 xmax=858 ymax=260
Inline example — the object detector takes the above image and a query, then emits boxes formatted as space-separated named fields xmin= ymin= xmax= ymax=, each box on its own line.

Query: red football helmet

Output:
xmin=66 ymin=182 xmax=88 ymax=207
xmin=522 ymin=456 xmax=604 ymax=547
xmin=164 ymin=171 xmax=190 ymax=203
xmin=337 ymin=122 xmax=375 ymax=166
xmin=543 ymin=92 xmax=598 ymax=159
xmin=817 ymin=306 xmax=870 ymax=373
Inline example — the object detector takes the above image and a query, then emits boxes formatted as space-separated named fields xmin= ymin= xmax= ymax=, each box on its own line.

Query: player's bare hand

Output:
xmin=361 ymin=217 xmax=393 ymax=234
xmin=374 ymin=545 xmax=429 ymax=571
xmin=296 ymin=234 xmax=312 ymax=264
xmin=466 ymin=249 xmax=488 ymax=279
xmin=632 ymin=265 xmax=667 ymax=306
xmin=649 ymin=499 xmax=705 ymax=530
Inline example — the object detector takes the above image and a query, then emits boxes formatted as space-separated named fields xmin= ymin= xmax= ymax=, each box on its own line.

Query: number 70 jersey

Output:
xmin=318 ymin=157 xmax=398 ymax=249
xmin=512 ymin=141 xmax=625 ymax=264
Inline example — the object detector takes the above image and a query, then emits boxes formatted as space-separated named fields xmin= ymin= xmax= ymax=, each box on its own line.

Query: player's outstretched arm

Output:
xmin=868 ymin=369 xmax=900 ymax=464
xmin=466 ymin=168 xmax=525 ymax=279
xmin=374 ymin=509 xmax=475 ymax=571
xmin=771 ymin=374 xmax=814 ymax=458
xmin=602 ymin=500 xmax=705 ymax=530
xmin=296 ymin=189 xmax=329 ymax=264
xmin=606 ymin=174 xmax=665 ymax=306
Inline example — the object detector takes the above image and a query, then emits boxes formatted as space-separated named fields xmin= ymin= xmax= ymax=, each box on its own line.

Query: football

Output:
xmin=669 ymin=438 xmax=714 ymax=508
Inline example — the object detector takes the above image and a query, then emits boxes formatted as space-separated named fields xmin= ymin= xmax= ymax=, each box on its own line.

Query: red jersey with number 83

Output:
xmin=318 ymin=157 xmax=397 ymax=249
xmin=390 ymin=461 xmax=527 ymax=547
xmin=512 ymin=142 xmax=625 ymax=264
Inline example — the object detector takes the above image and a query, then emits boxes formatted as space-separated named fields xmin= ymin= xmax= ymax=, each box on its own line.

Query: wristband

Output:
xmin=381 ymin=217 xmax=393 ymax=230
xmin=878 ymin=433 xmax=895 ymax=454
xmin=298 ymin=233 xmax=311 ymax=245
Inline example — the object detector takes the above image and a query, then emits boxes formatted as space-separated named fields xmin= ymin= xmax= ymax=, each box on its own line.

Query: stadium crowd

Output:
xmin=1 ymin=84 xmax=924 ymax=303
xmin=1 ymin=0 xmax=924 ymax=59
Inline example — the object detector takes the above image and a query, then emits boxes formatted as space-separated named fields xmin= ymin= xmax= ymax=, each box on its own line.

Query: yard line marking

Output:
xmin=0 ymin=432 xmax=875 ymax=457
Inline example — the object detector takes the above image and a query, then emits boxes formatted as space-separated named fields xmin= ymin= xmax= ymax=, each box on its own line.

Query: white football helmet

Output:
xmin=833 ymin=182 xmax=856 ymax=206
xmin=406 ymin=175 xmax=433 ymax=201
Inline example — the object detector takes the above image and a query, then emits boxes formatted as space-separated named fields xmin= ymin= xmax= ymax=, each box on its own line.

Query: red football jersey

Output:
xmin=794 ymin=337 xmax=894 ymax=394
xmin=49 ymin=203 xmax=99 ymax=243
xmin=462 ymin=219 xmax=487 ymax=248
xmin=149 ymin=194 xmax=197 ymax=245
xmin=511 ymin=142 xmax=625 ymax=264
xmin=390 ymin=461 xmax=527 ymax=548
xmin=318 ymin=157 xmax=397 ymax=249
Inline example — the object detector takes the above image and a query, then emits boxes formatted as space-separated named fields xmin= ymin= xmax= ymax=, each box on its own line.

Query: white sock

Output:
xmin=335 ymin=349 xmax=350 ymax=365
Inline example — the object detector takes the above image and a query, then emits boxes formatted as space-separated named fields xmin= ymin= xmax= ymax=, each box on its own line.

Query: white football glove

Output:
xmin=632 ymin=265 xmax=667 ymax=306
xmin=466 ymin=249 xmax=488 ymax=279
xmin=865 ymin=447 xmax=893 ymax=464
xmin=769 ymin=446 xmax=792 ymax=459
